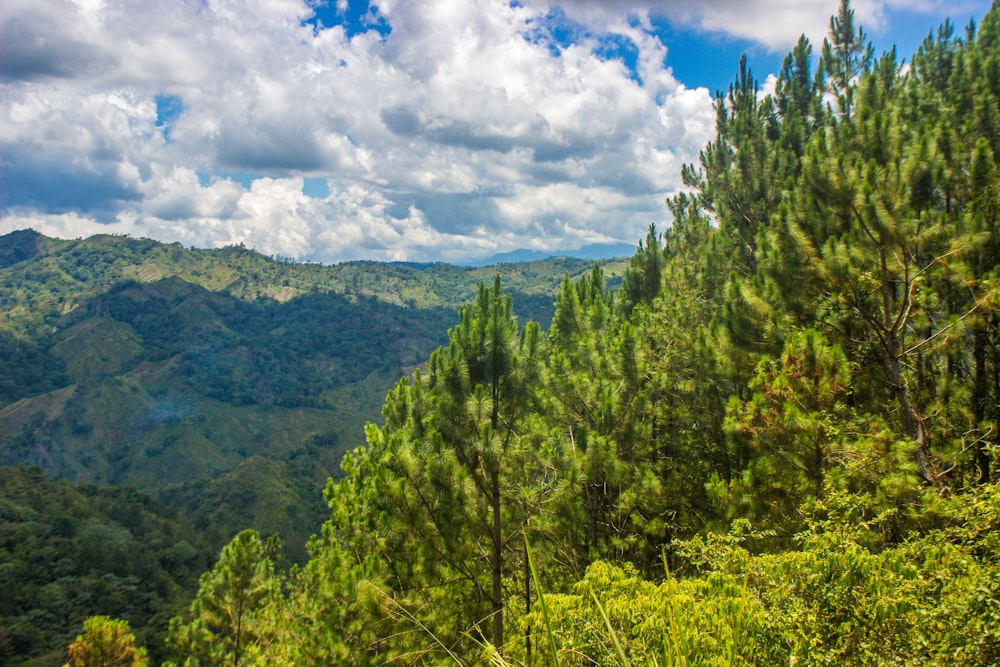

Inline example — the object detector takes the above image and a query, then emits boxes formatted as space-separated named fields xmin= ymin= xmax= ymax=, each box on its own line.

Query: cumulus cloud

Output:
xmin=552 ymin=0 xmax=970 ymax=50
xmin=0 ymin=0 xmax=983 ymax=261
xmin=0 ymin=0 xmax=118 ymax=81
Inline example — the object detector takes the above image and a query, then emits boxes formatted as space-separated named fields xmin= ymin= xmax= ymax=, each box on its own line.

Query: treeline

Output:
xmin=58 ymin=1 xmax=1000 ymax=665
xmin=0 ymin=228 xmax=612 ymax=345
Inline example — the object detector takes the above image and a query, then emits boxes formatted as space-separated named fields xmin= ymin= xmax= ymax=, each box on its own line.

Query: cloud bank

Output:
xmin=0 ymin=0 xmax=980 ymax=262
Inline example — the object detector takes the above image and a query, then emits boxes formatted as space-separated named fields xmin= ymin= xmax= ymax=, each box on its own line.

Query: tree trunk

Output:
xmin=490 ymin=468 xmax=504 ymax=653
xmin=974 ymin=327 xmax=991 ymax=484
xmin=878 ymin=246 xmax=936 ymax=484
xmin=523 ymin=537 xmax=532 ymax=666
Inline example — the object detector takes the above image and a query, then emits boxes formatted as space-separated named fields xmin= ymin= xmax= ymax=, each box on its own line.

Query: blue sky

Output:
xmin=0 ymin=0 xmax=992 ymax=263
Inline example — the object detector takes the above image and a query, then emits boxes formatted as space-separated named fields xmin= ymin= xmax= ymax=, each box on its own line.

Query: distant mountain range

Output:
xmin=463 ymin=242 xmax=637 ymax=266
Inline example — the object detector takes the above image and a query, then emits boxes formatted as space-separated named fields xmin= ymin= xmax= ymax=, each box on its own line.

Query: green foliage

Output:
xmin=619 ymin=224 xmax=663 ymax=315
xmin=64 ymin=616 xmax=148 ymax=667
xmin=532 ymin=561 xmax=775 ymax=666
xmin=713 ymin=329 xmax=919 ymax=533
xmin=0 ymin=331 xmax=69 ymax=405
xmin=164 ymin=530 xmax=282 ymax=667
xmin=545 ymin=265 xmax=660 ymax=568
xmin=159 ymin=457 xmax=328 ymax=565
xmin=0 ymin=467 xmax=214 ymax=666
xmin=673 ymin=485 xmax=1000 ymax=665
xmin=268 ymin=533 xmax=386 ymax=665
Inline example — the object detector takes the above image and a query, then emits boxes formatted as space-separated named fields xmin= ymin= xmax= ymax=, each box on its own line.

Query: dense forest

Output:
xmin=0 ymin=466 xmax=215 ymax=666
xmin=9 ymin=0 xmax=1000 ymax=664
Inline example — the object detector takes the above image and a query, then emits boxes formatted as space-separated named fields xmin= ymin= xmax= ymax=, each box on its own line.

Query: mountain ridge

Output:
xmin=0 ymin=229 xmax=626 ymax=561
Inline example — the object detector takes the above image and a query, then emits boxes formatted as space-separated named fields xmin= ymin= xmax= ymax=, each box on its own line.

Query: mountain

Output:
xmin=463 ymin=241 xmax=637 ymax=266
xmin=0 ymin=230 xmax=624 ymax=558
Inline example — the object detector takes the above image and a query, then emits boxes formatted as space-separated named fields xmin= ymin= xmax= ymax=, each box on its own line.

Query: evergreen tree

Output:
xmin=165 ymin=530 xmax=282 ymax=667
xmin=775 ymin=35 xmax=825 ymax=161
xmin=64 ymin=616 xmax=148 ymax=667
xmin=777 ymin=8 xmax=1000 ymax=487
xmin=820 ymin=0 xmax=874 ymax=117
xmin=635 ymin=268 xmax=731 ymax=537
xmin=545 ymin=266 xmax=662 ymax=568
xmin=320 ymin=276 xmax=545 ymax=660
xmin=620 ymin=224 xmax=663 ymax=316
xmin=693 ymin=56 xmax=783 ymax=274
xmin=715 ymin=329 xmax=909 ymax=532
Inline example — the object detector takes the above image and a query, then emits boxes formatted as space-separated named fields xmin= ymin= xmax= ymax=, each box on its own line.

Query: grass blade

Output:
xmin=588 ymin=588 xmax=630 ymax=667
xmin=525 ymin=536 xmax=560 ymax=666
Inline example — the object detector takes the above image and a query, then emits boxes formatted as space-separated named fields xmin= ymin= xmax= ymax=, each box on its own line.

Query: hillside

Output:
xmin=0 ymin=229 xmax=623 ymax=339
xmin=0 ymin=230 xmax=625 ymax=548
xmin=0 ymin=466 xmax=214 ymax=666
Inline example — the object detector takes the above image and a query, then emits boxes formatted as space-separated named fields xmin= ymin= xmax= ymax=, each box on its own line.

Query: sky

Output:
xmin=0 ymin=0 xmax=992 ymax=264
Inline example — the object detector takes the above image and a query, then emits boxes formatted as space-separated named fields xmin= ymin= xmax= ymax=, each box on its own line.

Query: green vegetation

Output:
xmin=0 ymin=228 xmax=613 ymax=517
xmin=0 ymin=220 xmax=622 ymax=664
xmin=64 ymin=616 xmax=148 ymax=667
xmin=0 ymin=467 xmax=212 ymax=667
xmin=153 ymin=2 xmax=998 ymax=664
xmin=0 ymin=228 xmax=618 ymax=343
xmin=163 ymin=530 xmax=281 ymax=667
xmin=6 ymin=0 xmax=1000 ymax=664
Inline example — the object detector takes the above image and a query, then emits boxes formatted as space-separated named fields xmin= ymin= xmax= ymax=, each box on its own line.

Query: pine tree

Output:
xmin=721 ymin=330 xmax=854 ymax=529
xmin=620 ymin=224 xmax=664 ymax=316
xmin=165 ymin=530 xmax=282 ymax=667
xmin=775 ymin=36 xmax=825 ymax=161
xmin=321 ymin=276 xmax=545 ymax=660
xmin=770 ymin=3 xmax=1000 ymax=488
xmin=64 ymin=617 xmax=148 ymax=667
xmin=545 ymin=266 xmax=659 ymax=567
xmin=695 ymin=56 xmax=783 ymax=274
xmin=820 ymin=0 xmax=874 ymax=117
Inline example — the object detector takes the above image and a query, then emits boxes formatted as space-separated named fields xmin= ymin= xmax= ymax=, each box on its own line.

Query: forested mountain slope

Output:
xmin=0 ymin=230 xmax=618 ymax=494
xmin=0 ymin=466 xmax=214 ymax=667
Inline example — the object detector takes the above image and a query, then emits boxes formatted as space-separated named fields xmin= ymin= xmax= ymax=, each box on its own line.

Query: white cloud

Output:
xmin=140 ymin=168 xmax=243 ymax=220
xmin=549 ymin=0 xmax=842 ymax=50
xmin=553 ymin=0 xmax=979 ymax=51
xmin=2 ymin=0 xmax=983 ymax=262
